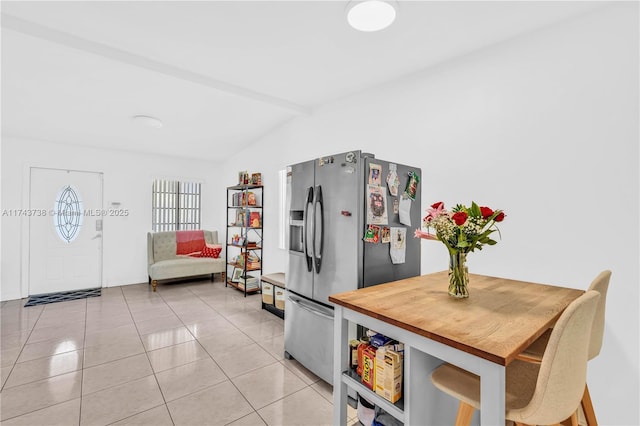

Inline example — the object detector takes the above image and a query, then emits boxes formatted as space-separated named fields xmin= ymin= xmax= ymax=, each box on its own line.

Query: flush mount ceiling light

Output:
xmin=132 ymin=114 xmax=163 ymax=129
xmin=347 ymin=0 xmax=397 ymax=32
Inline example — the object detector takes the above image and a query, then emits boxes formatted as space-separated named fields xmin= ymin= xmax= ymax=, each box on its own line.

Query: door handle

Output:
xmin=313 ymin=185 xmax=324 ymax=274
xmin=92 ymin=234 xmax=102 ymax=240
xmin=303 ymin=186 xmax=314 ymax=272
xmin=288 ymin=296 xmax=333 ymax=320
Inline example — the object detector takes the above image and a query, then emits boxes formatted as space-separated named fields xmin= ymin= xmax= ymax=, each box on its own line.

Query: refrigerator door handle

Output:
xmin=303 ymin=186 xmax=314 ymax=272
xmin=288 ymin=295 xmax=333 ymax=320
xmin=313 ymin=185 xmax=324 ymax=274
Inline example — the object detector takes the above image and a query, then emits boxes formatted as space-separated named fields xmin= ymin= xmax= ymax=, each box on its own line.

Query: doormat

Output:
xmin=24 ymin=287 xmax=101 ymax=307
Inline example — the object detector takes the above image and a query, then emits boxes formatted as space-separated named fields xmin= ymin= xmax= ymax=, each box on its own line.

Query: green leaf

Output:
xmin=470 ymin=202 xmax=481 ymax=217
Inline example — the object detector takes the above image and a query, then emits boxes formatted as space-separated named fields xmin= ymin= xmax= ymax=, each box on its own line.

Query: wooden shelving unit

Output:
xmin=225 ymin=184 xmax=263 ymax=297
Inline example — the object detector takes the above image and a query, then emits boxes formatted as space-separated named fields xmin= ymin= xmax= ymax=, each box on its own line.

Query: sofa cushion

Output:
xmin=149 ymin=257 xmax=225 ymax=281
xmin=153 ymin=232 xmax=178 ymax=262
xmin=200 ymin=244 xmax=222 ymax=258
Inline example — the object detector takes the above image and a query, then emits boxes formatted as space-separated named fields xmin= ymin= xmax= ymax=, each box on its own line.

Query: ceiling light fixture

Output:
xmin=347 ymin=0 xmax=397 ymax=32
xmin=132 ymin=114 xmax=163 ymax=129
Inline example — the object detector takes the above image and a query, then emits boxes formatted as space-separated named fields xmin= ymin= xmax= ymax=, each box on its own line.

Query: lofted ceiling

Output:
xmin=1 ymin=1 xmax=607 ymax=161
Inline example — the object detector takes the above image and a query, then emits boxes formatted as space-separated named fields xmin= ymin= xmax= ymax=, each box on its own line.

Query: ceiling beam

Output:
xmin=2 ymin=13 xmax=311 ymax=115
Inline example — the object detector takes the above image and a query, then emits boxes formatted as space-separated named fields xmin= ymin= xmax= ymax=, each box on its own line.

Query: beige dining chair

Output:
xmin=517 ymin=270 xmax=611 ymax=426
xmin=430 ymin=290 xmax=601 ymax=426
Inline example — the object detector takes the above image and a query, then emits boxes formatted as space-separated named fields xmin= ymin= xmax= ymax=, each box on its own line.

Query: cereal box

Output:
xmin=375 ymin=347 xmax=403 ymax=403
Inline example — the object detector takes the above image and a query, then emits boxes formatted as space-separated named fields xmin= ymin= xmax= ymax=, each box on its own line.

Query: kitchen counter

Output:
xmin=329 ymin=271 xmax=583 ymax=425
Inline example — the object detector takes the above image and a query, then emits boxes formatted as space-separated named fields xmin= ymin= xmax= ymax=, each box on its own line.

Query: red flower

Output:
xmin=431 ymin=201 xmax=444 ymax=209
xmin=480 ymin=206 xmax=493 ymax=218
xmin=452 ymin=211 xmax=468 ymax=226
xmin=495 ymin=212 xmax=505 ymax=222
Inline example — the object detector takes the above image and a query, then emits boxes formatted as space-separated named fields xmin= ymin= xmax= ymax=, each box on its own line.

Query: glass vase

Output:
xmin=448 ymin=251 xmax=469 ymax=298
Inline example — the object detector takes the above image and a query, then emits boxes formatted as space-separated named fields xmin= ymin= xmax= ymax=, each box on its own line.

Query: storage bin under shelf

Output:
xmin=261 ymin=273 xmax=285 ymax=319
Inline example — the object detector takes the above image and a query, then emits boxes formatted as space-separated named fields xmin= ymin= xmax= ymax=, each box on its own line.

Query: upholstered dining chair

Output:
xmin=430 ymin=290 xmax=601 ymax=426
xmin=517 ymin=270 xmax=611 ymax=426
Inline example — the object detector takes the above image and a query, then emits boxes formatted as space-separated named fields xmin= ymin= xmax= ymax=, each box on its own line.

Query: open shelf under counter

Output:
xmin=341 ymin=368 xmax=405 ymax=422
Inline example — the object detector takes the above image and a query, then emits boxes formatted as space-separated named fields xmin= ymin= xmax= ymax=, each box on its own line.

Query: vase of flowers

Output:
xmin=415 ymin=201 xmax=506 ymax=298
xmin=448 ymin=250 xmax=469 ymax=298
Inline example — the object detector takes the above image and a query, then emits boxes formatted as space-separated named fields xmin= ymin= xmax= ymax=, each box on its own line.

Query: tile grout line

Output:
xmin=78 ymin=295 xmax=89 ymax=426
xmin=161 ymin=282 xmax=287 ymax=424
xmin=138 ymin=283 xmax=257 ymax=420
xmin=0 ymin=301 xmax=45 ymax=394
xmin=0 ymin=301 xmax=45 ymax=423
xmin=122 ymin=284 xmax=177 ymax=425
xmin=0 ymin=299 xmax=86 ymax=423
xmin=185 ymin=285 xmax=267 ymax=424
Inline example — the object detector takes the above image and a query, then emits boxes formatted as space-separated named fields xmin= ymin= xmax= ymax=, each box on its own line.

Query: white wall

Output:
xmin=1 ymin=137 xmax=222 ymax=301
xmin=221 ymin=4 xmax=638 ymax=425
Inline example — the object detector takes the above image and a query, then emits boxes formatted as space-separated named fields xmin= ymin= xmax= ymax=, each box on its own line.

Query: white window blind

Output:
xmin=152 ymin=179 xmax=201 ymax=231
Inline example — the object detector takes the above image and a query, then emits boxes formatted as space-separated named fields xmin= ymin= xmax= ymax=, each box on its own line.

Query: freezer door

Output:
xmin=312 ymin=151 xmax=363 ymax=304
xmin=284 ymin=292 xmax=334 ymax=384
xmin=287 ymin=160 xmax=315 ymax=299
xmin=363 ymin=159 xmax=422 ymax=287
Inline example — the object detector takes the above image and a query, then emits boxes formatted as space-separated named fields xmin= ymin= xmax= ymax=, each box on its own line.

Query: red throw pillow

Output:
xmin=200 ymin=244 xmax=222 ymax=258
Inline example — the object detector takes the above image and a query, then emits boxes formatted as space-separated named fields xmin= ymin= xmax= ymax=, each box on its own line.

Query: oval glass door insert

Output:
xmin=53 ymin=185 xmax=84 ymax=243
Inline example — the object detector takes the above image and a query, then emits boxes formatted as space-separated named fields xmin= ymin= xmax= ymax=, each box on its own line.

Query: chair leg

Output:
xmin=570 ymin=412 xmax=579 ymax=426
xmin=152 ymin=280 xmax=157 ymax=292
xmin=221 ymin=272 xmax=226 ymax=282
xmin=211 ymin=273 xmax=215 ymax=282
xmin=454 ymin=402 xmax=475 ymax=426
xmin=582 ymin=384 xmax=598 ymax=426
xmin=560 ymin=411 xmax=579 ymax=426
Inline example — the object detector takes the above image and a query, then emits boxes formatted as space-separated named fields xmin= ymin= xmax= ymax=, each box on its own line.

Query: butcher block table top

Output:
xmin=329 ymin=271 xmax=584 ymax=366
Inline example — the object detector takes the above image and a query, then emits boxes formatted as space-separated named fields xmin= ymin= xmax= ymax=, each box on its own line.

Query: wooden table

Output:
xmin=329 ymin=271 xmax=584 ymax=426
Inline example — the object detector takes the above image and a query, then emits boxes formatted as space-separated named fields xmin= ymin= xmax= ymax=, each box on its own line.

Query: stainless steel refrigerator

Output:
xmin=284 ymin=150 xmax=421 ymax=384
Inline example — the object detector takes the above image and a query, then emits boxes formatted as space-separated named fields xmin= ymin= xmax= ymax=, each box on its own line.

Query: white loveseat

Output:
xmin=147 ymin=230 xmax=225 ymax=291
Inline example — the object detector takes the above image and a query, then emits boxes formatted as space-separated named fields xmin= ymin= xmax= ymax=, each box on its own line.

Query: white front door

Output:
xmin=29 ymin=168 xmax=103 ymax=295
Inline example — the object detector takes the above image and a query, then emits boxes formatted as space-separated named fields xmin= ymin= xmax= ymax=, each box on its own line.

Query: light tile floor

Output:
xmin=0 ymin=279 xmax=359 ymax=425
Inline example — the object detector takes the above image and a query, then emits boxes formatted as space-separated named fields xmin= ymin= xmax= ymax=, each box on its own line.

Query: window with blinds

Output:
xmin=152 ymin=179 xmax=201 ymax=231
